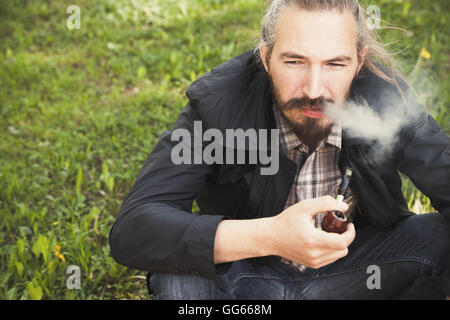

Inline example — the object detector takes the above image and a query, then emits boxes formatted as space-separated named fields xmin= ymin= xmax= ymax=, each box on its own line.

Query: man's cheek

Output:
xmin=277 ymin=78 xmax=299 ymax=97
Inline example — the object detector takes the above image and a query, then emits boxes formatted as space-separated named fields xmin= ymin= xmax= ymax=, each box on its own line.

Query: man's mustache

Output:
xmin=278 ymin=97 xmax=335 ymax=112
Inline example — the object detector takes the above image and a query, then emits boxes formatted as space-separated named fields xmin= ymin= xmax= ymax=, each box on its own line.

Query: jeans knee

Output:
xmin=401 ymin=213 xmax=450 ymax=271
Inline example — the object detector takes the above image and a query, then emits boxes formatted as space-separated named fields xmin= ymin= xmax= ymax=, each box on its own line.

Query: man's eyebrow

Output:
xmin=280 ymin=51 xmax=307 ymax=59
xmin=280 ymin=51 xmax=352 ymax=63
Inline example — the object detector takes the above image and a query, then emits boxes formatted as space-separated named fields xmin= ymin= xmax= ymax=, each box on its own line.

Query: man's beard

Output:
xmin=268 ymin=75 xmax=336 ymax=150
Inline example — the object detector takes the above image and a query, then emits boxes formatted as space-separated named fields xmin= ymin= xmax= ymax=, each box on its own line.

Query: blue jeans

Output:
xmin=148 ymin=213 xmax=450 ymax=299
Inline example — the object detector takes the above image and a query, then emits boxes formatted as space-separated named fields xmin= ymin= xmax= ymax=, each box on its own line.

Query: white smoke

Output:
xmin=323 ymin=90 xmax=423 ymax=164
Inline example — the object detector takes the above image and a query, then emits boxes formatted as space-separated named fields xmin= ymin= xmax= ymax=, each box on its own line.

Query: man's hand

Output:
xmin=268 ymin=195 xmax=356 ymax=269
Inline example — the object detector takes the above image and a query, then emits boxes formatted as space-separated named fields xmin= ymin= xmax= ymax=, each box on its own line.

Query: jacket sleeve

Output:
xmin=396 ymin=112 xmax=450 ymax=219
xmin=108 ymin=102 xmax=231 ymax=280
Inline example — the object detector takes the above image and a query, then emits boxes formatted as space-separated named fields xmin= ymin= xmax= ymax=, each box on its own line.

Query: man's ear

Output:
xmin=357 ymin=47 xmax=369 ymax=74
xmin=259 ymin=43 xmax=270 ymax=73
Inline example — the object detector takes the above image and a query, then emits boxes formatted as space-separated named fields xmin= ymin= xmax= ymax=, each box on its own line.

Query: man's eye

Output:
xmin=328 ymin=63 xmax=345 ymax=68
xmin=286 ymin=61 xmax=304 ymax=65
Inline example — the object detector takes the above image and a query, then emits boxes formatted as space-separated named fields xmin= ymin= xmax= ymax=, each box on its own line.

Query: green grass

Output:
xmin=0 ymin=0 xmax=448 ymax=299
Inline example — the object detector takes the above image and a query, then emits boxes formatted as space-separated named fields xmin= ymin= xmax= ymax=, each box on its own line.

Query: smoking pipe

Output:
xmin=321 ymin=168 xmax=353 ymax=234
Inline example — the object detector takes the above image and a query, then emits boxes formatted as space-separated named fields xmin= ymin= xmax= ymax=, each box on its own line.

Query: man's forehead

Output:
xmin=274 ymin=8 xmax=358 ymax=59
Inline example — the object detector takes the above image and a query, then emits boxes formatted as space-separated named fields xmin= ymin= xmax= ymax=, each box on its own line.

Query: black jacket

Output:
xmin=109 ymin=50 xmax=449 ymax=284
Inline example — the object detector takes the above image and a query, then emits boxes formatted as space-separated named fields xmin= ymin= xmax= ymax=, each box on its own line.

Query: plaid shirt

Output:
xmin=272 ymin=104 xmax=351 ymax=272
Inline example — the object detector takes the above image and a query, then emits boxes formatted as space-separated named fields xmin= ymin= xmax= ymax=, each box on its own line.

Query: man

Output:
xmin=109 ymin=0 xmax=450 ymax=299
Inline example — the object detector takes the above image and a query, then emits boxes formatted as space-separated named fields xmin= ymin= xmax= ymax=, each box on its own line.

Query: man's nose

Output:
xmin=302 ymin=66 xmax=324 ymax=99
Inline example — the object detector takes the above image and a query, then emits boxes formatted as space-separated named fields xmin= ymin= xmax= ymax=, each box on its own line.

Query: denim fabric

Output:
xmin=148 ymin=213 xmax=450 ymax=300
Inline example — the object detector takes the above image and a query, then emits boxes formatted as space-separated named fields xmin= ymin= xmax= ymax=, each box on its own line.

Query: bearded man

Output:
xmin=109 ymin=0 xmax=450 ymax=299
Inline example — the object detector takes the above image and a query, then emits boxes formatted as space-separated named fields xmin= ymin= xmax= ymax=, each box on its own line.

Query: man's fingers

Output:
xmin=298 ymin=195 xmax=349 ymax=217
